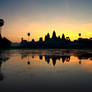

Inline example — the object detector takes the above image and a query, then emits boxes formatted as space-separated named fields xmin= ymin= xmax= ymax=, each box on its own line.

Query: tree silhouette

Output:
xmin=0 ymin=19 xmax=4 ymax=38
xmin=27 ymin=32 xmax=30 ymax=42
xmin=79 ymin=33 xmax=81 ymax=38
xmin=0 ymin=19 xmax=4 ymax=27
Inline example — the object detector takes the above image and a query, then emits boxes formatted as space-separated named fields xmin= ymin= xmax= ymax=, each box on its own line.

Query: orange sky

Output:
xmin=1 ymin=0 xmax=92 ymax=42
xmin=2 ymin=18 xmax=92 ymax=42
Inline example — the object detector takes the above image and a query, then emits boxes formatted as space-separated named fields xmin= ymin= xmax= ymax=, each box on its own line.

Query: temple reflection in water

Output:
xmin=20 ymin=49 xmax=92 ymax=66
xmin=0 ymin=49 xmax=92 ymax=92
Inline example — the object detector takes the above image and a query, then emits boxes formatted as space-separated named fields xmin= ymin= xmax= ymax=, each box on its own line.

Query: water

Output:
xmin=0 ymin=49 xmax=92 ymax=92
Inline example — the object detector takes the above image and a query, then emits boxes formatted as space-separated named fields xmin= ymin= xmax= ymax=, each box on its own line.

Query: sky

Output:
xmin=0 ymin=0 xmax=92 ymax=42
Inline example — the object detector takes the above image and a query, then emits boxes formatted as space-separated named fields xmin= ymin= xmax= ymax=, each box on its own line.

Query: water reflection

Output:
xmin=79 ymin=61 xmax=82 ymax=64
xmin=0 ymin=51 xmax=10 ymax=82
xmin=0 ymin=49 xmax=92 ymax=92
xmin=44 ymin=55 xmax=70 ymax=66
xmin=20 ymin=50 xmax=92 ymax=66
xmin=21 ymin=53 xmax=71 ymax=66
xmin=77 ymin=53 xmax=92 ymax=60
xmin=0 ymin=61 xmax=3 ymax=81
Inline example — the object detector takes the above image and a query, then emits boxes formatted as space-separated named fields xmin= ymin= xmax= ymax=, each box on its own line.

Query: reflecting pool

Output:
xmin=0 ymin=49 xmax=92 ymax=92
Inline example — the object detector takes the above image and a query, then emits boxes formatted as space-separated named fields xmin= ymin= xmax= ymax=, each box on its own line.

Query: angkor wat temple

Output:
xmin=20 ymin=31 xmax=92 ymax=49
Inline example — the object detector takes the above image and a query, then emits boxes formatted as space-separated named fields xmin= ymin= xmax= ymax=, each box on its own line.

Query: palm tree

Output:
xmin=0 ymin=19 xmax=4 ymax=27
xmin=79 ymin=33 xmax=81 ymax=38
xmin=27 ymin=32 xmax=30 ymax=42
xmin=0 ymin=19 xmax=4 ymax=37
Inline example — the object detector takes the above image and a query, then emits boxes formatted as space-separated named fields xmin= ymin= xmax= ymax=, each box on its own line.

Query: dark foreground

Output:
xmin=0 ymin=49 xmax=92 ymax=92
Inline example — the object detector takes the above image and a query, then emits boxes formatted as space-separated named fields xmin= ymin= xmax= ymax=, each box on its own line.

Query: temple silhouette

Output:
xmin=1 ymin=18 xmax=92 ymax=49
xmin=20 ymin=30 xmax=92 ymax=49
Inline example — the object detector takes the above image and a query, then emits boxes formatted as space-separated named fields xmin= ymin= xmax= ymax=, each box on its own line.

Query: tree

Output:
xmin=0 ymin=19 xmax=4 ymax=27
xmin=79 ymin=33 xmax=81 ymax=38
xmin=0 ymin=19 xmax=4 ymax=38
xmin=27 ymin=32 xmax=30 ymax=42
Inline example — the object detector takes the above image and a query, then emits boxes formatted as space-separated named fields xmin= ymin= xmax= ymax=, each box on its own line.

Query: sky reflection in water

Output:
xmin=0 ymin=49 xmax=92 ymax=92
